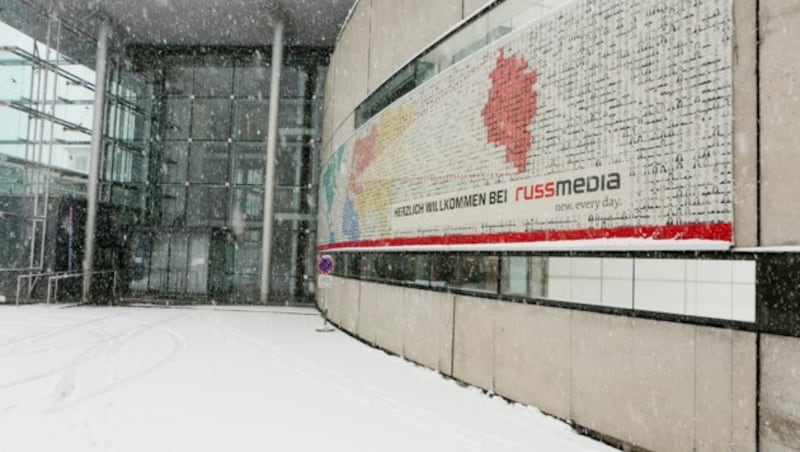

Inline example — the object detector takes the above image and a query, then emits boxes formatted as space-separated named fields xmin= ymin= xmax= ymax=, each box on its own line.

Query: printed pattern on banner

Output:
xmin=319 ymin=0 xmax=733 ymax=250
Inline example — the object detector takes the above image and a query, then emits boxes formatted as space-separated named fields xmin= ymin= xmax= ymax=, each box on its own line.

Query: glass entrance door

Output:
xmin=129 ymin=230 xmax=210 ymax=296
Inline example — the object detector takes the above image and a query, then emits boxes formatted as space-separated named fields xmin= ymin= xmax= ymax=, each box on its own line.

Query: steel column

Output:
xmin=259 ymin=19 xmax=284 ymax=304
xmin=82 ymin=20 xmax=110 ymax=302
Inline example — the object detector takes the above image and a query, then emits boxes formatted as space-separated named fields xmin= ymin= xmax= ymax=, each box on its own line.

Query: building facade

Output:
xmin=0 ymin=0 xmax=341 ymax=304
xmin=317 ymin=0 xmax=800 ymax=451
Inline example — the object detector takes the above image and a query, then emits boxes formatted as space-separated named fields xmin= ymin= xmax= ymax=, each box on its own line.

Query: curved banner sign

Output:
xmin=319 ymin=0 xmax=733 ymax=251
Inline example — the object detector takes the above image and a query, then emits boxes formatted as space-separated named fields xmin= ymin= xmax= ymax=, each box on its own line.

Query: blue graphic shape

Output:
xmin=342 ymin=198 xmax=361 ymax=242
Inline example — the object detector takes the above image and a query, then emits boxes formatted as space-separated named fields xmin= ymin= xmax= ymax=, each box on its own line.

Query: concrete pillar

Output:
xmin=260 ymin=18 xmax=284 ymax=304
xmin=82 ymin=19 xmax=110 ymax=302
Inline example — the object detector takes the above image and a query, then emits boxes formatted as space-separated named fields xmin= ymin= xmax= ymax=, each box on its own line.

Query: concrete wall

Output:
xmin=463 ymin=0 xmax=491 ymax=18
xmin=322 ymin=277 xmax=758 ymax=452
xmin=322 ymin=0 xmax=480 ymax=163
xmin=317 ymin=0 xmax=794 ymax=448
xmin=761 ymin=334 xmax=800 ymax=451
xmin=732 ymin=0 xmax=758 ymax=247
xmin=759 ymin=0 xmax=800 ymax=245
xmin=368 ymin=0 xmax=462 ymax=91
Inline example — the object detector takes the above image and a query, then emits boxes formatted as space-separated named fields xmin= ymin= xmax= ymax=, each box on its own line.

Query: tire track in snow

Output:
xmin=0 ymin=326 xmax=113 ymax=391
xmin=48 ymin=313 xmax=187 ymax=412
xmin=0 ymin=311 xmax=128 ymax=357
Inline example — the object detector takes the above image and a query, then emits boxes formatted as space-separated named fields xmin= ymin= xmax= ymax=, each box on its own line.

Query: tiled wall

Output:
xmin=547 ymin=258 xmax=756 ymax=322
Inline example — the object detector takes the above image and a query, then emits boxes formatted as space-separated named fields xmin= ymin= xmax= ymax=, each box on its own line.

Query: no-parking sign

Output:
xmin=317 ymin=254 xmax=335 ymax=275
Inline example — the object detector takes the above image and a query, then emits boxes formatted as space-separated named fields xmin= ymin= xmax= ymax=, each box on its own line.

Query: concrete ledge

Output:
xmin=761 ymin=334 xmax=800 ymax=451
xmin=452 ymin=295 xmax=495 ymax=391
xmin=493 ymin=302 xmax=571 ymax=420
xmin=324 ymin=279 xmax=758 ymax=452
xmin=402 ymin=287 xmax=454 ymax=373
xmin=373 ymin=283 xmax=405 ymax=355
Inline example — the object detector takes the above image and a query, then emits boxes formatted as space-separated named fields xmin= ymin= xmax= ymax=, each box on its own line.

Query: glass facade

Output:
xmin=126 ymin=49 xmax=326 ymax=303
xmin=0 ymin=1 xmax=98 ymax=284
xmin=0 ymin=0 xmax=328 ymax=304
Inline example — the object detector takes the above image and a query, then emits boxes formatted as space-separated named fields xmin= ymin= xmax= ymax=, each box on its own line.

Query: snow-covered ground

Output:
xmin=0 ymin=305 xmax=616 ymax=452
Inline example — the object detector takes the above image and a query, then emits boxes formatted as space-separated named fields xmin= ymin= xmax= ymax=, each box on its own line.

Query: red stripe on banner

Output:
xmin=317 ymin=223 xmax=732 ymax=251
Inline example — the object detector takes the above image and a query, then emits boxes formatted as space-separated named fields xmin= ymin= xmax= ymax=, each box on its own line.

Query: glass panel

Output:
xmin=170 ymin=234 xmax=189 ymax=270
xmin=271 ymin=227 xmax=296 ymax=276
xmin=193 ymin=66 xmax=233 ymax=98
xmin=147 ymin=270 xmax=165 ymax=292
xmin=276 ymin=144 xmax=305 ymax=186
xmin=501 ymin=256 xmax=547 ymax=298
xmin=128 ymin=232 xmax=151 ymax=291
xmin=270 ymin=274 xmax=293 ymax=297
xmin=186 ymin=185 xmax=227 ymax=225
xmin=160 ymin=144 xmax=188 ymax=183
xmin=187 ymin=234 xmax=209 ymax=294
xmin=161 ymin=186 xmax=186 ymax=226
xmin=166 ymin=67 xmax=193 ymax=96
xmin=189 ymin=142 xmax=229 ymax=183
xmin=377 ymin=253 xmax=420 ymax=283
xmin=232 ymin=144 xmax=264 ymax=185
xmin=280 ymin=66 xmax=307 ymax=99
xmin=429 ymin=254 xmax=454 ymax=288
xmin=168 ymin=233 xmax=189 ymax=293
xmin=448 ymin=255 xmax=499 ymax=294
xmin=501 ymin=256 xmax=526 ymax=296
xmin=274 ymin=186 xmax=309 ymax=213
xmin=278 ymin=100 xmax=306 ymax=129
xmin=345 ymin=253 xmax=361 ymax=277
xmin=191 ymin=100 xmax=231 ymax=140
xmin=231 ymin=274 xmax=259 ymax=297
xmin=231 ymin=186 xmax=263 ymax=221
xmin=235 ymin=65 xmax=270 ymax=99
xmin=313 ymin=65 xmax=327 ymax=99
xmin=165 ymin=99 xmax=191 ymax=140
xmin=233 ymin=101 xmax=268 ymax=141
xmin=233 ymin=240 xmax=261 ymax=275
xmin=151 ymin=236 xmax=170 ymax=271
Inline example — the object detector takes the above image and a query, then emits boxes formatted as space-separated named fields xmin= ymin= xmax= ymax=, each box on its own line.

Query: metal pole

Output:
xmin=40 ymin=17 xmax=62 ymax=272
xmin=82 ymin=20 xmax=110 ymax=302
xmin=16 ymin=276 xmax=22 ymax=306
xmin=259 ymin=18 xmax=284 ymax=304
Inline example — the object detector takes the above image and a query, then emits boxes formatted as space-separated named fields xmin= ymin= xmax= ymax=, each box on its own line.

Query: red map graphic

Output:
xmin=348 ymin=124 xmax=378 ymax=195
xmin=481 ymin=48 xmax=538 ymax=173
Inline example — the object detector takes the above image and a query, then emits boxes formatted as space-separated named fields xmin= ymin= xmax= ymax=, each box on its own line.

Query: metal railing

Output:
xmin=16 ymin=271 xmax=69 ymax=305
xmin=46 ymin=270 xmax=117 ymax=305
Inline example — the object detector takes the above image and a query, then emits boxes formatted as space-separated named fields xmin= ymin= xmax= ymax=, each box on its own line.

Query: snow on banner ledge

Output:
xmin=319 ymin=0 xmax=733 ymax=252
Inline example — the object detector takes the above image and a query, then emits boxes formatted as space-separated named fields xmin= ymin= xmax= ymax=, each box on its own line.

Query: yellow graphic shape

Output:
xmin=350 ymin=104 xmax=417 ymax=238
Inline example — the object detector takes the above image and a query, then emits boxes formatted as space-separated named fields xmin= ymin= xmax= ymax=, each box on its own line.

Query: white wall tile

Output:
xmin=697 ymin=260 xmax=733 ymax=283
xmin=685 ymin=281 xmax=698 ymax=316
xmin=732 ymin=283 xmax=756 ymax=322
xmin=634 ymin=280 xmax=685 ymax=314
xmin=635 ymin=259 xmax=685 ymax=281
xmin=732 ymin=261 xmax=756 ymax=284
xmin=571 ymin=278 xmax=602 ymax=304
xmin=696 ymin=282 xmax=733 ymax=320
xmin=602 ymin=258 xmax=633 ymax=279
xmin=571 ymin=258 xmax=602 ymax=278
xmin=547 ymin=277 xmax=571 ymax=301
xmin=602 ymin=279 xmax=633 ymax=309
xmin=685 ymin=260 xmax=697 ymax=281
xmin=548 ymin=257 xmax=571 ymax=277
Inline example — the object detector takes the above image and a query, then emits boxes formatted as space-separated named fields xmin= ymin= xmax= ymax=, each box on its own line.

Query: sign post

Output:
xmin=316 ymin=254 xmax=335 ymax=332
